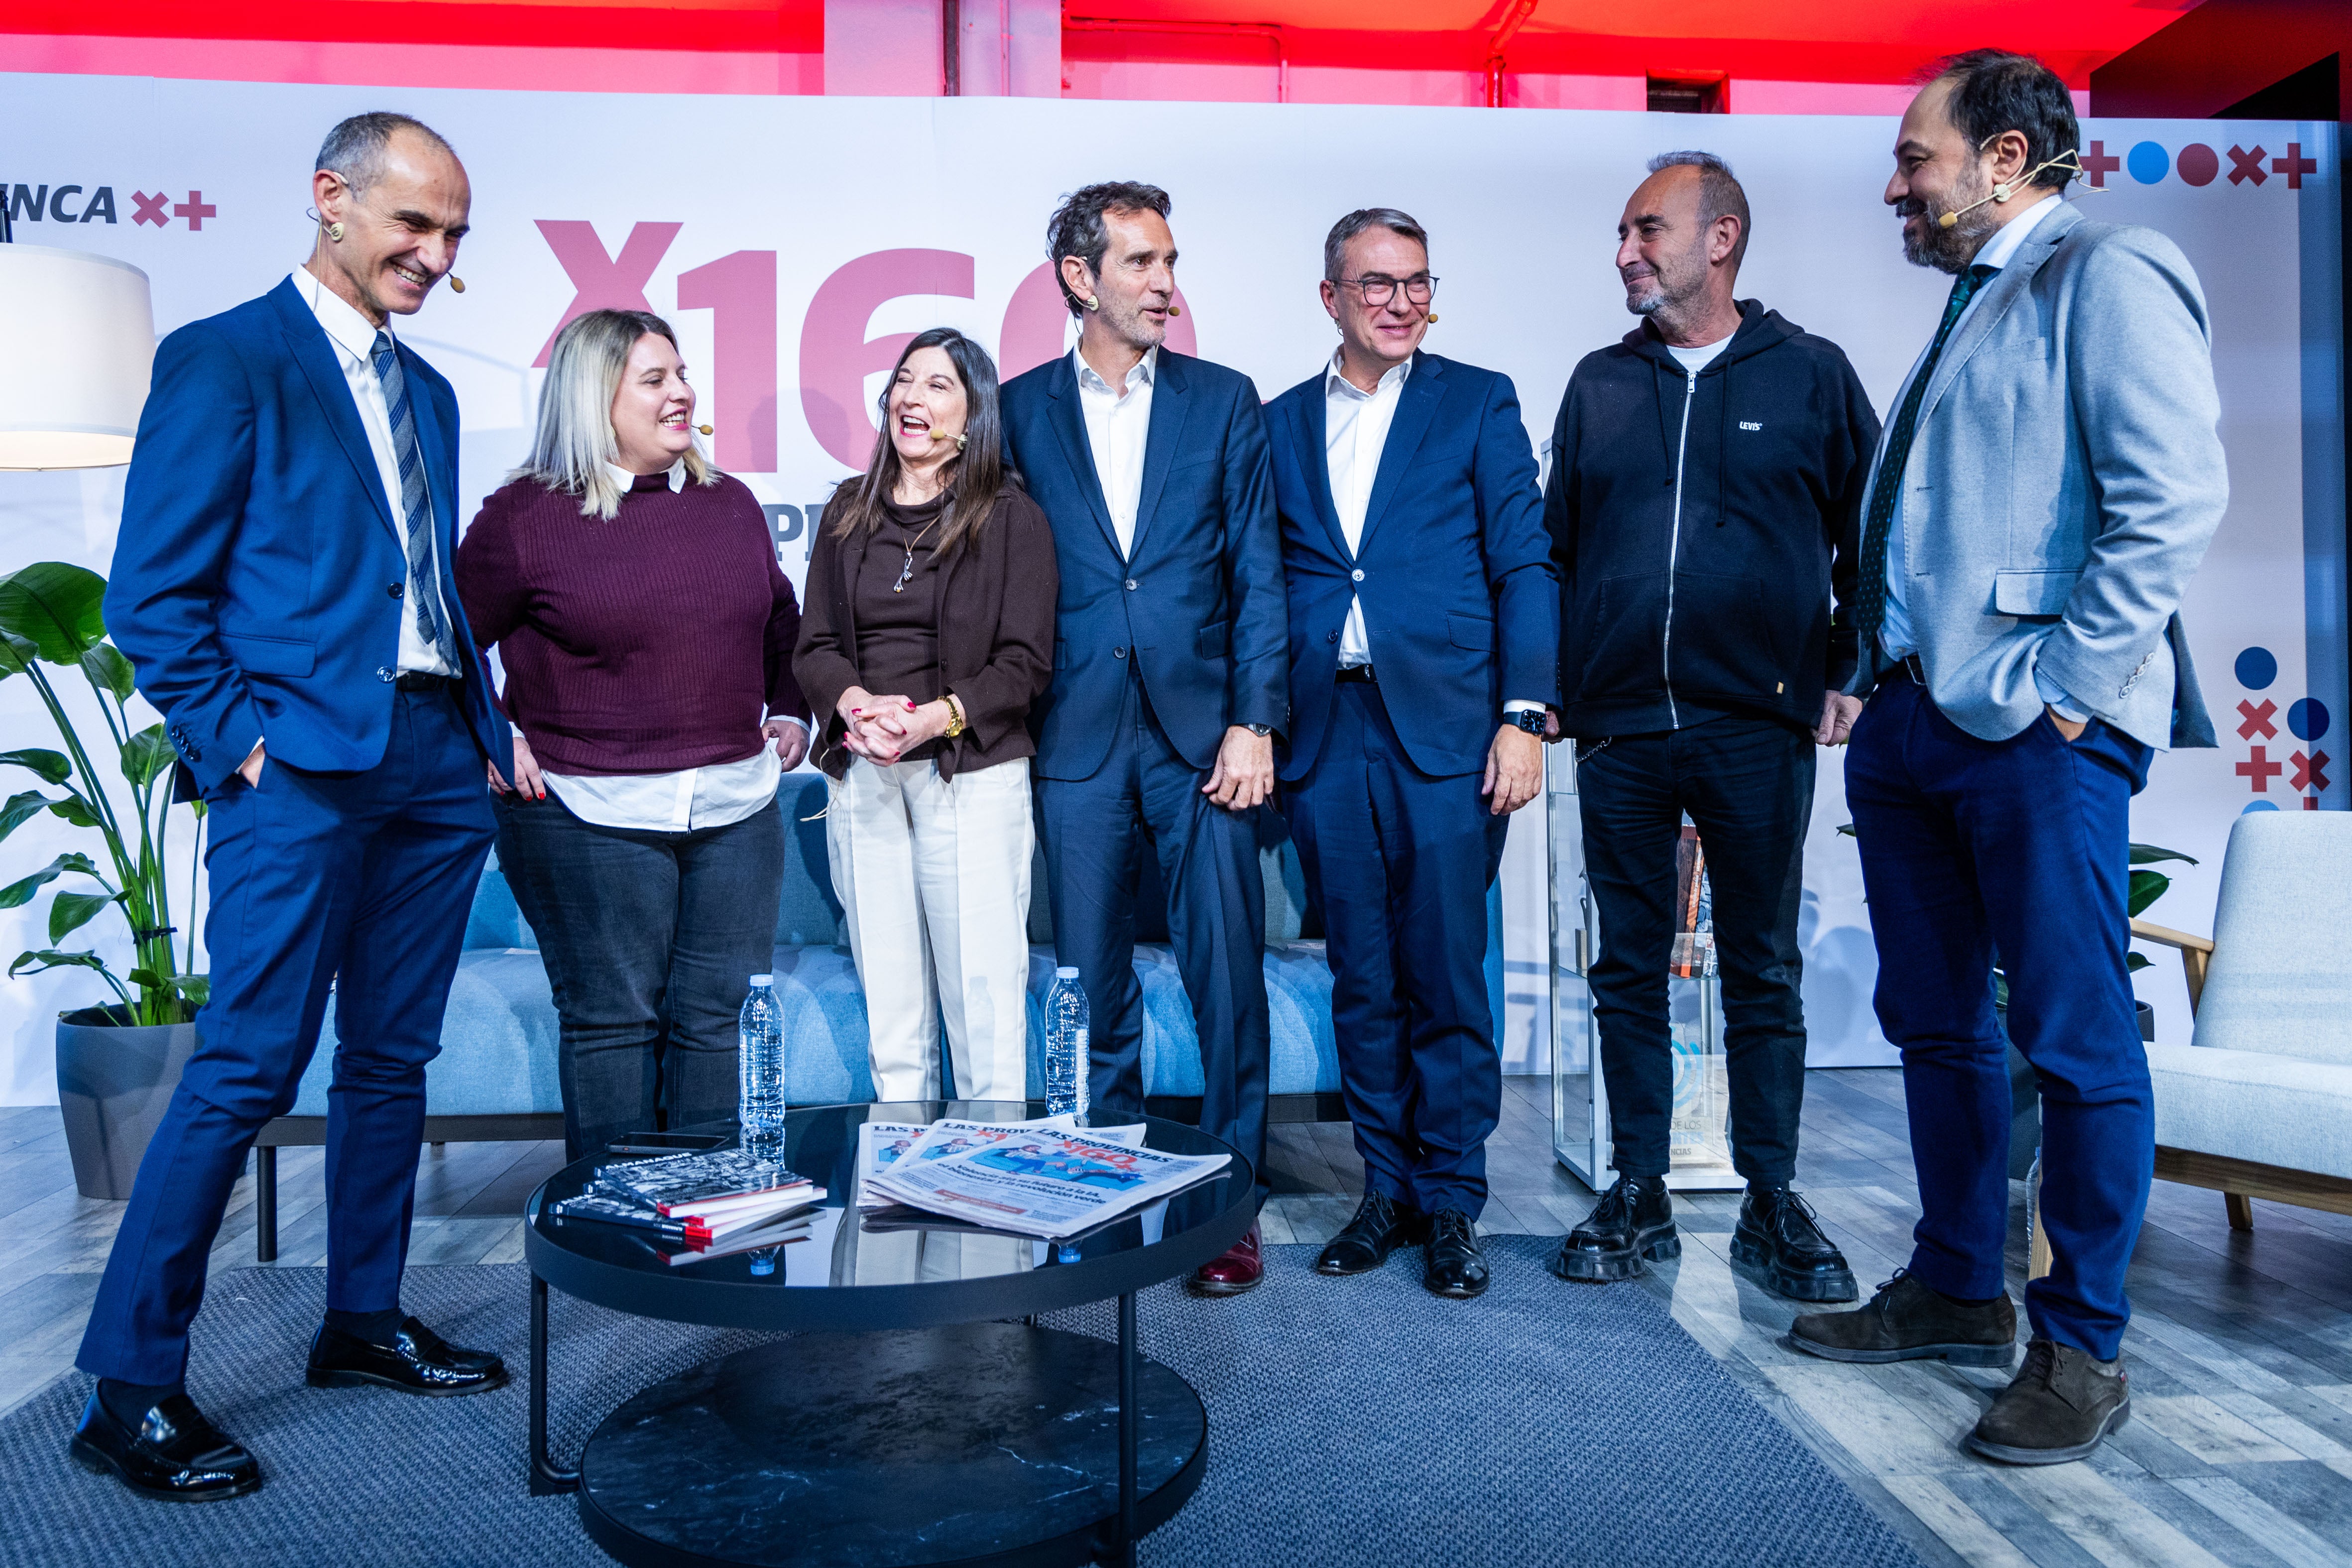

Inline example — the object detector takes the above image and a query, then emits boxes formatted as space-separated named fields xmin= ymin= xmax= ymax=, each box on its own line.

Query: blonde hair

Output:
xmin=512 ymin=309 xmax=717 ymax=520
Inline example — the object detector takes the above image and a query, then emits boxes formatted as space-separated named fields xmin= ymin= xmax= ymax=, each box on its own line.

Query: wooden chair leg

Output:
xmin=2225 ymin=1192 xmax=2254 ymax=1231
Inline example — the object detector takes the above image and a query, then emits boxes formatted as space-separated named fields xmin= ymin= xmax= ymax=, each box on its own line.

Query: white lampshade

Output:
xmin=0 ymin=244 xmax=155 ymax=470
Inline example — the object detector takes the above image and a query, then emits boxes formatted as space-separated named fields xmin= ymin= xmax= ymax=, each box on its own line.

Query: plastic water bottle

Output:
xmin=1044 ymin=967 xmax=1090 ymax=1120
xmin=738 ymin=974 xmax=785 ymax=1154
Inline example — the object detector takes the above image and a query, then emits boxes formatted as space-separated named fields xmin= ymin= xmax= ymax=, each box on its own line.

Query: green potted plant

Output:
xmin=0 ymin=561 xmax=209 ymax=1199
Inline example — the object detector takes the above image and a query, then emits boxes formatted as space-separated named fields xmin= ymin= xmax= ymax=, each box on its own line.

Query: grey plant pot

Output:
xmin=55 ymin=1004 xmax=200 ymax=1202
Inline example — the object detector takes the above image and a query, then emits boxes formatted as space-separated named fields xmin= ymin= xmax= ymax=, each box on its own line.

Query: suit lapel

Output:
xmin=1296 ymin=387 xmax=1350 ymax=561
xmin=1918 ymin=202 xmax=2081 ymax=428
xmin=1127 ymin=352 xmax=1192 ymax=562
xmin=268 ymin=279 xmax=401 ymax=547
xmin=1356 ymin=353 xmax=1442 ymax=551
xmin=1043 ymin=355 xmax=1122 ymax=561
xmin=404 ymin=350 xmax=459 ymax=581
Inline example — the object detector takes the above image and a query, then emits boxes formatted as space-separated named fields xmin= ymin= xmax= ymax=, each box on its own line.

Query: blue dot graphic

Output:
xmin=2128 ymin=141 xmax=2170 ymax=184
xmin=2289 ymin=698 xmax=2331 ymax=742
xmin=2242 ymin=800 xmax=2280 ymax=813
xmin=2235 ymin=647 xmax=2277 ymax=690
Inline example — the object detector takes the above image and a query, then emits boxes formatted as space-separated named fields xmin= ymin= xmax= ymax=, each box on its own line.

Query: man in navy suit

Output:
xmin=74 ymin=115 xmax=512 ymax=1501
xmin=1265 ymin=209 xmax=1557 ymax=1299
xmin=1002 ymin=183 xmax=1287 ymax=1296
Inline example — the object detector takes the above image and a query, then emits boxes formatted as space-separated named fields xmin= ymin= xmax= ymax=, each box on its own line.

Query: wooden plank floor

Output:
xmin=7 ymin=1073 xmax=2352 ymax=1566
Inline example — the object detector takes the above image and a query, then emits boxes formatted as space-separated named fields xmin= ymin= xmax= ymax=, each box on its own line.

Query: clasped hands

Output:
xmin=838 ymin=687 xmax=956 ymax=765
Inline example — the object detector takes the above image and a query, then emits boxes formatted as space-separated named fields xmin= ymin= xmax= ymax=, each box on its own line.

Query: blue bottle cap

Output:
xmin=750 ymin=973 xmax=774 ymax=986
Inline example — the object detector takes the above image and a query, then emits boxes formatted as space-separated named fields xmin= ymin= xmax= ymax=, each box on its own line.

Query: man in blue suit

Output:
xmin=1002 ymin=183 xmax=1287 ymax=1296
xmin=1266 ymin=210 xmax=1558 ymax=1299
xmin=74 ymin=114 xmax=512 ymax=1501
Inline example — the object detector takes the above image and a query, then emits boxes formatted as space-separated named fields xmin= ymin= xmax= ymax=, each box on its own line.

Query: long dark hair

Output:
xmin=827 ymin=328 xmax=1010 ymax=560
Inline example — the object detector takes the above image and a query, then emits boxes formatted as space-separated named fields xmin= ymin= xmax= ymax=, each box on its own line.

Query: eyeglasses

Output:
xmin=1334 ymin=273 xmax=1437 ymax=307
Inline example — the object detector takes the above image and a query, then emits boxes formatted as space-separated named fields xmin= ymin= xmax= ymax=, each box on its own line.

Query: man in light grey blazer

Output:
xmin=1786 ymin=50 xmax=2225 ymax=1466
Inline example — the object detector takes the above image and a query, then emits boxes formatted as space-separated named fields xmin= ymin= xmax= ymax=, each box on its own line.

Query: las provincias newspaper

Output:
xmin=854 ymin=1115 xmax=1145 ymax=1211
xmin=862 ymin=1123 xmax=1230 ymax=1240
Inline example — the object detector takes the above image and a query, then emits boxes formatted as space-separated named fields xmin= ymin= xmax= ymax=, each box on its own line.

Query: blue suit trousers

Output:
xmin=79 ymin=687 xmax=493 ymax=1384
xmin=1034 ymin=673 xmax=1271 ymax=1206
xmin=1847 ymin=671 xmax=2153 ymax=1359
xmin=1282 ymin=680 xmax=1507 ymax=1218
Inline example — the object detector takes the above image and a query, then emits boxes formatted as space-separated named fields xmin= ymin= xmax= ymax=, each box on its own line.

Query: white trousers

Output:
xmin=826 ymin=755 xmax=1035 ymax=1102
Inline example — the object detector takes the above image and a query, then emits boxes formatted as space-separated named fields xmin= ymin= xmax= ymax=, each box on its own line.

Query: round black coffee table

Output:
xmin=523 ymin=1101 xmax=1253 ymax=1568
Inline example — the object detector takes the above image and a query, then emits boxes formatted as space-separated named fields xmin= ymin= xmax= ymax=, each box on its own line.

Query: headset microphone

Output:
xmin=1167 ymin=302 xmax=1181 ymax=317
xmin=697 ymin=424 xmax=714 ymax=435
xmin=1936 ymin=147 xmax=2102 ymax=230
xmin=448 ymin=276 xmax=466 ymax=293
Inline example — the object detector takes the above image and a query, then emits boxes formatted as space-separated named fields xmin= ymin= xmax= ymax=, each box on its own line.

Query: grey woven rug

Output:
xmin=1 ymin=1239 xmax=1921 ymax=1568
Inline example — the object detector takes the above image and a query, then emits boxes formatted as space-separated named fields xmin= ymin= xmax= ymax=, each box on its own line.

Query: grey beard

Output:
xmin=1904 ymin=176 xmax=2000 ymax=274
xmin=1627 ymin=286 xmax=1665 ymax=317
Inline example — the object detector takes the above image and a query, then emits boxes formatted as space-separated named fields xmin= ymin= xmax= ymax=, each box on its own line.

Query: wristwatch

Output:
xmin=942 ymin=695 xmax=968 ymax=739
xmin=1509 ymin=709 xmax=1548 ymax=736
xmin=1246 ymin=724 xmax=1273 ymax=738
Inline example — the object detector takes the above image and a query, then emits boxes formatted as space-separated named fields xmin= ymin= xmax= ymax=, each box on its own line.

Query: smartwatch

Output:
xmin=1246 ymin=724 xmax=1273 ymax=738
xmin=1509 ymin=709 xmax=1548 ymax=737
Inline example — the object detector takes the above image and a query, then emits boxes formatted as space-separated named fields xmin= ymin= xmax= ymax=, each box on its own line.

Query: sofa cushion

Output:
xmin=292 ymin=949 xmax=563 ymax=1118
xmin=2148 ymin=1041 xmax=2352 ymax=1182
xmin=2192 ymin=812 xmax=2352 ymax=1067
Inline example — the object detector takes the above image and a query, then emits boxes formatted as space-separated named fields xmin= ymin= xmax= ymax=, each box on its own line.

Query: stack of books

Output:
xmin=549 ymin=1147 xmax=825 ymax=1266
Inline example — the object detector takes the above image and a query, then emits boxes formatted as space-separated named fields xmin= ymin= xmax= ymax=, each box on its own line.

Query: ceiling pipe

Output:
xmin=1483 ymin=0 xmax=1537 ymax=108
xmin=1064 ymin=16 xmax=1288 ymax=103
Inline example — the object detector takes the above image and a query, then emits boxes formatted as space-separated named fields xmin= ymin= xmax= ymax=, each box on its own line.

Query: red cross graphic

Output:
xmin=2238 ymin=746 xmax=2283 ymax=791
xmin=2290 ymin=749 xmax=2330 ymax=794
xmin=531 ymin=220 xmax=684 ymax=367
xmin=173 ymin=191 xmax=216 ymax=231
xmin=2079 ymin=141 xmax=2120 ymax=189
xmin=130 ymin=190 xmax=169 ymax=227
xmin=2227 ymin=146 xmax=2268 ymax=186
xmin=2236 ymin=698 xmax=2278 ymax=739
xmin=2272 ymin=144 xmax=2318 ymax=189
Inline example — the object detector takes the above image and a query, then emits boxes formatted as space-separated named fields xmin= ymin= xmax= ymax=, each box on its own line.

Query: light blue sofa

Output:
xmin=251 ymin=774 xmax=1503 ymax=1255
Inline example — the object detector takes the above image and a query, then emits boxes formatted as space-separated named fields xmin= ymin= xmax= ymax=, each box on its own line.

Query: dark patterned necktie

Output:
xmin=370 ymin=331 xmax=457 ymax=667
xmin=1851 ymin=263 xmax=2000 ymax=647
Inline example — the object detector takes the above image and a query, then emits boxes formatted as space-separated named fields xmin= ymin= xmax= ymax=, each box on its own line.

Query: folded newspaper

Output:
xmin=855 ymin=1114 xmax=1146 ymax=1211
xmin=860 ymin=1122 xmax=1229 ymax=1240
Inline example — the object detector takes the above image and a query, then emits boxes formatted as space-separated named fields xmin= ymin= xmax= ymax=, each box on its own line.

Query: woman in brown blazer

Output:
xmin=794 ymin=328 xmax=1057 ymax=1102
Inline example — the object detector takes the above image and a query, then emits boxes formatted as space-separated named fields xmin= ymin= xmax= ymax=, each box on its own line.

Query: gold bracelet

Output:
xmin=942 ymin=694 xmax=967 ymax=738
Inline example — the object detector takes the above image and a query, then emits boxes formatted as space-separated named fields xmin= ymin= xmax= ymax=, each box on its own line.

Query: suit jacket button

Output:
xmin=1326 ymin=630 xmax=1340 ymax=643
xmin=1351 ymin=569 xmax=1366 ymax=582
xmin=1114 ymin=646 xmax=1128 ymax=659
xmin=388 ymin=582 xmax=405 ymax=599
xmin=1124 ymin=579 xmax=1138 ymax=591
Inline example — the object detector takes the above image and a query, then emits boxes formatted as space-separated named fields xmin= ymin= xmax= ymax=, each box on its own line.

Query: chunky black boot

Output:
xmin=1731 ymin=1186 xmax=1859 ymax=1303
xmin=1549 ymin=1175 xmax=1677 ymax=1283
xmin=1787 ymin=1270 xmax=2016 ymax=1367
xmin=1966 ymin=1339 xmax=2131 ymax=1464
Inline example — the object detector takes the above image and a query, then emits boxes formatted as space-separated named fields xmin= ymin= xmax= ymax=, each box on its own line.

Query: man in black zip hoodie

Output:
xmin=1543 ymin=151 xmax=1878 ymax=1301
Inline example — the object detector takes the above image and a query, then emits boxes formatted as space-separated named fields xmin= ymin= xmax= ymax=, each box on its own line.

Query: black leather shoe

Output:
xmin=306 ymin=1316 xmax=508 ymax=1397
xmin=69 ymin=1389 xmax=263 ymax=1503
xmin=1315 ymin=1190 xmax=1424 ymax=1276
xmin=1966 ymin=1339 xmax=2131 ymax=1464
xmin=1731 ymin=1186 xmax=1859 ymax=1303
xmin=1786 ymin=1270 xmax=2016 ymax=1367
xmin=1423 ymin=1209 xmax=1490 ymax=1300
xmin=1549 ymin=1176 xmax=1677 ymax=1283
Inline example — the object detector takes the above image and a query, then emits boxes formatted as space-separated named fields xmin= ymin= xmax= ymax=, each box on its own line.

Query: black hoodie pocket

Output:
xmin=1666 ymin=572 xmax=1783 ymax=699
xmin=1572 ymin=573 xmax=1668 ymax=702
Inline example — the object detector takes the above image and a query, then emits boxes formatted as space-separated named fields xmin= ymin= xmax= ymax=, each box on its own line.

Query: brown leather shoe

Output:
xmin=1186 ymin=1222 xmax=1263 ymax=1297
xmin=1966 ymin=1339 xmax=2131 ymax=1464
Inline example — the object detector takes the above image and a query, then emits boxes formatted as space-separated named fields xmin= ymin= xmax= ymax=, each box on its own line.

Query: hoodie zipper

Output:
xmin=1662 ymin=365 xmax=1698 ymax=728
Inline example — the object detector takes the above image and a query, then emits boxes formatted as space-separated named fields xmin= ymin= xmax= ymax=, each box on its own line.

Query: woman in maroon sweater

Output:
xmin=794 ymin=328 xmax=1056 ymax=1103
xmin=456 ymin=308 xmax=810 ymax=1159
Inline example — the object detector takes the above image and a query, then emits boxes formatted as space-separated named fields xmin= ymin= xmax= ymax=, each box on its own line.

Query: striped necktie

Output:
xmin=369 ymin=331 xmax=457 ymax=669
xmin=1851 ymin=262 xmax=2000 ymax=646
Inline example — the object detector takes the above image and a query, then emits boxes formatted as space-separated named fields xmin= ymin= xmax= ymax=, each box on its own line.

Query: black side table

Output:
xmin=525 ymin=1101 xmax=1254 ymax=1568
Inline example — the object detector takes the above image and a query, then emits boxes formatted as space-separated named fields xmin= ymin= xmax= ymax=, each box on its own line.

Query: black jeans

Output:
xmin=1577 ymin=716 xmax=1814 ymax=1186
xmin=495 ymin=792 xmax=785 ymax=1160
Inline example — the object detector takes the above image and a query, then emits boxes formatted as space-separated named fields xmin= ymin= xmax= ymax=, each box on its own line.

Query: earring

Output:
xmin=1082 ymin=295 xmax=1101 ymax=312
xmin=325 ymin=221 xmax=345 ymax=241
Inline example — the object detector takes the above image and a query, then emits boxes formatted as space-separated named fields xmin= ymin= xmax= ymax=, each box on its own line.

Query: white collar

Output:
xmin=291 ymin=266 xmax=390 ymax=364
xmin=605 ymin=459 xmax=687 ymax=493
xmin=1972 ymin=192 xmax=2065 ymax=273
xmin=1326 ymin=348 xmax=1412 ymax=401
xmin=1074 ymin=345 xmax=1157 ymax=396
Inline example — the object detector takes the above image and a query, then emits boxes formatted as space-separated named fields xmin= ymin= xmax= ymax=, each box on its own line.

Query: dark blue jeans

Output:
xmin=80 ymin=687 xmax=493 ymax=1385
xmin=1578 ymin=716 xmax=1816 ymax=1187
xmin=1847 ymin=671 xmax=2153 ymax=1359
xmin=496 ymin=792 xmax=785 ymax=1160
xmin=1282 ymin=679 xmax=1507 ymax=1217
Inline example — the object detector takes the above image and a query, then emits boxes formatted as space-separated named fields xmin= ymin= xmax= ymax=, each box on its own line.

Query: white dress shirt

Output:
xmin=526 ymin=461 xmax=796 ymax=833
xmin=1073 ymin=346 xmax=1155 ymax=558
xmin=1876 ymin=195 xmax=2084 ymax=718
xmin=1323 ymin=349 xmax=1542 ymax=717
xmin=289 ymin=267 xmax=456 ymax=677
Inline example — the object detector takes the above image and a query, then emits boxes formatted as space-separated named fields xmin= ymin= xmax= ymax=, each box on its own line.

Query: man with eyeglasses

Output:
xmin=1264 ymin=208 xmax=1557 ymax=1299
xmin=1543 ymin=152 xmax=1879 ymax=1303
